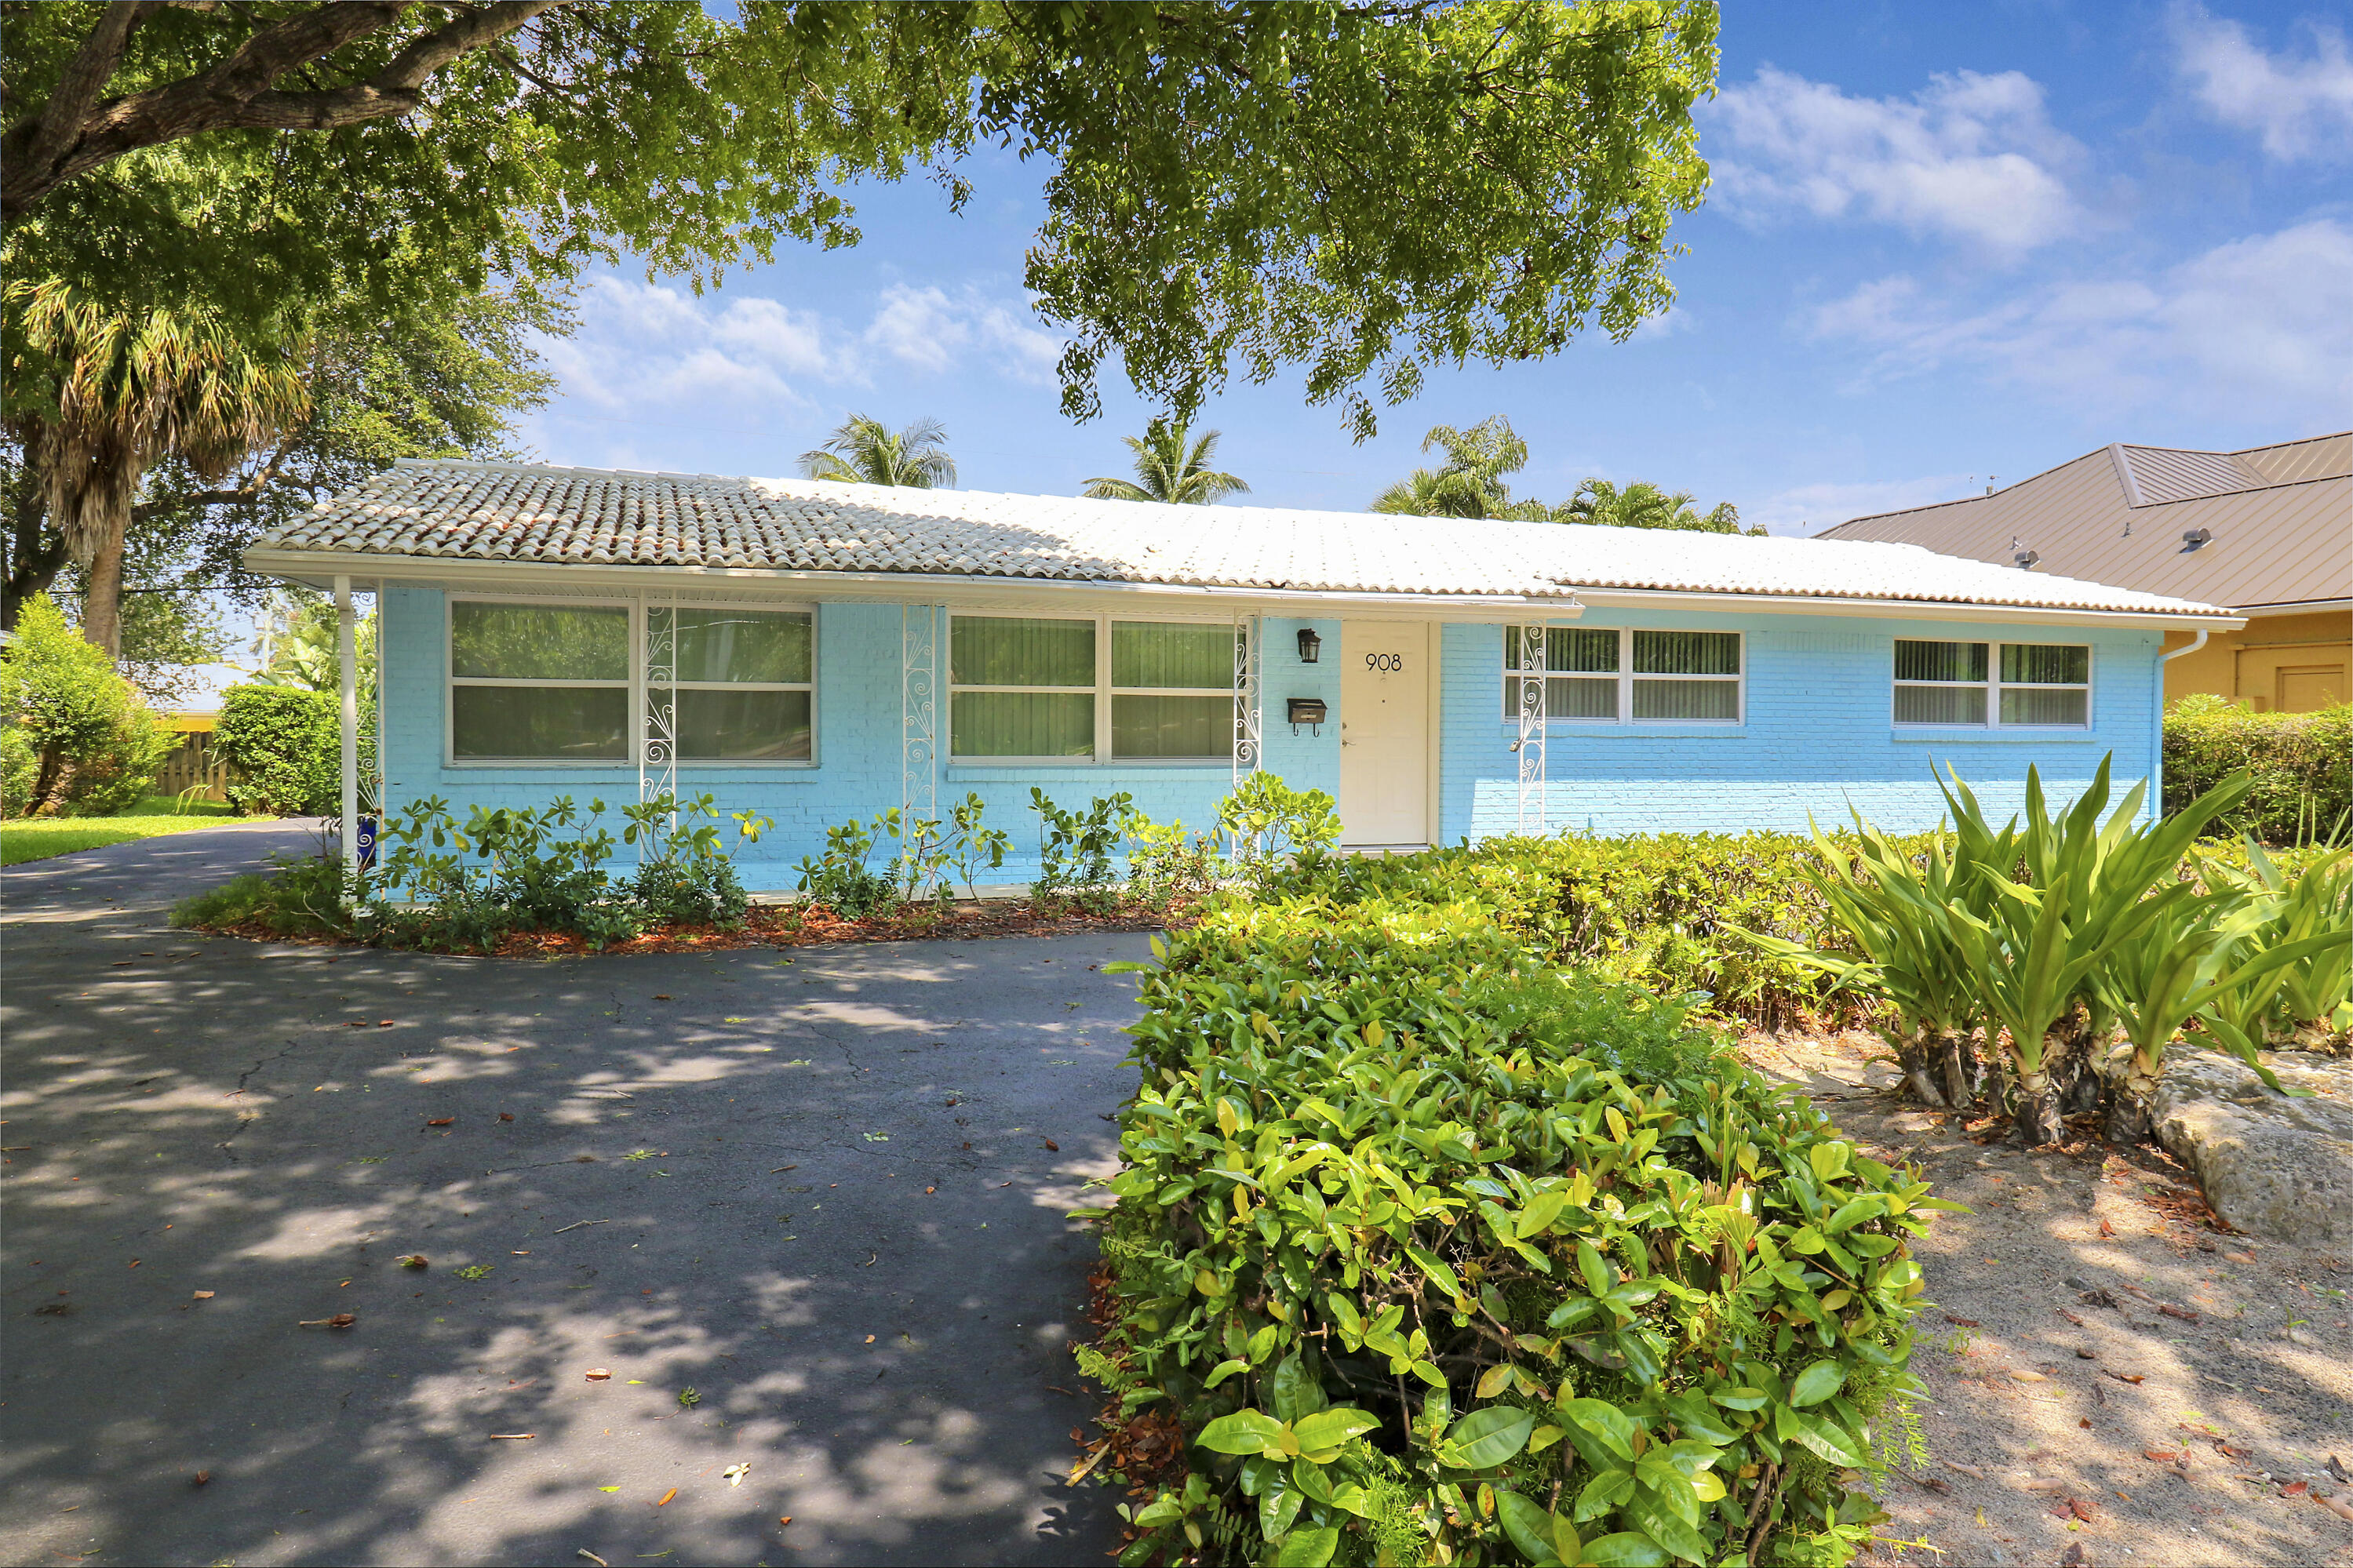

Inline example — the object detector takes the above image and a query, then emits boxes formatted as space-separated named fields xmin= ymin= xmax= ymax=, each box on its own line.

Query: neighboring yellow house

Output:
xmin=1822 ymin=432 xmax=2351 ymax=711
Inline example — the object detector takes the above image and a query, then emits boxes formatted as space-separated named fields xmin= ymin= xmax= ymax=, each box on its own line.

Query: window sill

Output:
xmin=1495 ymin=724 xmax=1747 ymax=739
xmin=948 ymin=762 xmax=1235 ymax=781
xmin=1889 ymin=728 xmax=2094 ymax=743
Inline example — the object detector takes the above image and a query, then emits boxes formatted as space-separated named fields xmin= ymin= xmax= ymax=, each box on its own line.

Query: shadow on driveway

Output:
xmin=1 ymin=824 xmax=1144 ymax=1565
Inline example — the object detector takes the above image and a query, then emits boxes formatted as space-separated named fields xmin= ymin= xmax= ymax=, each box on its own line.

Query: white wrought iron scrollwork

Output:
xmin=903 ymin=604 xmax=938 ymax=824
xmin=639 ymin=597 xmax=677 ymax=857
xmin=1515 ymin=620 xmax=1547 ymax=836
xmin=1232 ymin=613 xmax=1262 ymax=787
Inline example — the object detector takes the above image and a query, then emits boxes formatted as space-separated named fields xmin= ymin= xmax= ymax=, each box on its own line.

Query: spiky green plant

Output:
xmin=2195 ymin=842 xmax=2353 ymax=1057
xmin=2092 ymin=892 xmax=2335 ymax=1141
xmin=1939 ymin=759 xmax=2250 ymax=1145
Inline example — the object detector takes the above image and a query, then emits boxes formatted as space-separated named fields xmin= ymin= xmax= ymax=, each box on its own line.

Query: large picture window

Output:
xmin=1893 ymin=639 xmax=2089 ymax=728
xmin=652 ymin=606 xmax=813 ymax=761
xmin=951 ymin=614 xmax=1233 ymax=762
xmin=449 ymin=598 xmax=817 ymax=765
xmin=1502 ymin=627 xmax=1743 ymax=725
xmin=450 ymin=602 xmax=631 ymax=760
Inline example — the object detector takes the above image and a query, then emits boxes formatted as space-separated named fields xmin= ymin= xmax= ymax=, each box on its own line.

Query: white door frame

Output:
xmin=1339 ymin=619 xmax=1436 ymax=847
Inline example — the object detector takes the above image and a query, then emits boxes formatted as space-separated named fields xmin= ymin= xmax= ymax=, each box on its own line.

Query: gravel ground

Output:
xmin=1742 ymin=1029 xmax=2353 ymax=1568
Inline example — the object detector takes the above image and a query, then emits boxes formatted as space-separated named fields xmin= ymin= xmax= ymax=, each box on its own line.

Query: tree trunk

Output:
xmin=27 ymin=744 xmax=67 ymax=817
xmin=1936 ymin=1028 xmax=1979 ymax=1111
xmin=2016 ymin=1051 xmax=2066 ymax=1147
xmin=2104 ymin=1050 xmax=2159 ymax=1144
xmin=1893 ymin=1029 xmax=1946 ymax=1106
xmin=78 ymin=522 xmax=126 ymax=657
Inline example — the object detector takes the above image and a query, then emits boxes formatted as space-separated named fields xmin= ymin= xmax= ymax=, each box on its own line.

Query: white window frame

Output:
xmin=650 ymin=602 xmax=818 ymax=768
xmin=1502 ymin=627 xmax=1746 ymax=726
xmin=1890 ymin=638 xmax=2093 ymax=730
xmin=949 ymin=611 xmax=1237 ymax=765
xmin=446 ymin=593 xmax=636 ymax=767
xmin=445 ymin=594 xmax=818 ymax=768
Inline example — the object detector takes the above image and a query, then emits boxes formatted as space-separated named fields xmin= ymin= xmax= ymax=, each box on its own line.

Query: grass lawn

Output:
xmin=1 ymin=797 xmax=265 ymax=866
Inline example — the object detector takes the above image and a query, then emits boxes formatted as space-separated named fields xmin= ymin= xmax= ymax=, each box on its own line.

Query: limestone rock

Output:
xmin=2151 ymin=1049 xmax=2353 ymax=1244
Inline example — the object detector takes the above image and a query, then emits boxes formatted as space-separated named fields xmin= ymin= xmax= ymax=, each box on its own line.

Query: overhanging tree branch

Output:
xmin=2 ymin=0 xmax=566 ymax=222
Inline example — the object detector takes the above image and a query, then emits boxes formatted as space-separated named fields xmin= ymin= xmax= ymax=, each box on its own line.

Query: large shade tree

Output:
xmin=1083 ymin=417 xmax=1248 ymax=505
xmin=4 ymin=281 xmax=308 ymax=656
xmin=1369 ymin=416 xmax=1543 ymax=519
xmin=798 ymin=415 xmax=957 ymax=489
xmin=4 ymin=2 xmax=1719 ymax=438
xmin=1563 ymin=476 xmax=1753 ymax=533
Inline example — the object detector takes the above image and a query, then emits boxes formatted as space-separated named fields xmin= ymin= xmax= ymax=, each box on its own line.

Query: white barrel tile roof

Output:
xmin=257 ymin=460 xmax=2231 ymax=617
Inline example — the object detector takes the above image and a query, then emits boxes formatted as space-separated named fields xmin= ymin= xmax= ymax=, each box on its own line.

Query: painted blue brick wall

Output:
xmin=381 ymin=594 xmax=1344 ymax=890
xmin=1438 ymin=611 xmax=2163 ymax=842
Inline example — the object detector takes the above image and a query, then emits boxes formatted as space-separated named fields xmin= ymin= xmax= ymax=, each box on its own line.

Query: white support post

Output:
xmin=902 ymin=604 xmax=938 ymax=824
xmin=1231 ymin=613 xmax=1262 ymax=787
xmin=1514 ymin=620 xmax=1547 ymax=837
xmin=336 ymin=574 xmax=359 ymax=888
xmin=640 ymin=595 xmax=677 ymax=859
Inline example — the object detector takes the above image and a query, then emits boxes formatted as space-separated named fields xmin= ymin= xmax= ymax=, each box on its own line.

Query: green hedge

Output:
xmin=213 ymin=686 xmax=340 ymax=815
xmin=2164 ymin=696 xmax=2351 ymax=844
xmin=1258 ymin=834 xmax=1905 ymax=1031
xmin=1093 ymin=894 xmax=1941 ymax=1567
xmin=0 ymin=594 xmax=176 ymax=817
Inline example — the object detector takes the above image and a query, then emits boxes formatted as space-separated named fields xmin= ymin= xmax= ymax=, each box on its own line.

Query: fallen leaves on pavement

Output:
xmin=297 ymin=1314 xmax=357 ymax=1328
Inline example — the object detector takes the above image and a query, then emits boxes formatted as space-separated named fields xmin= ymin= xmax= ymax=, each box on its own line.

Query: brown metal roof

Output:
xmin=1821 ymin=434 xmax=2351 ymax=611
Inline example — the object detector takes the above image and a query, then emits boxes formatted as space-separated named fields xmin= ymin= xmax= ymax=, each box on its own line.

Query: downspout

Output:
xmin=337 ymin=574 xmax=359 ymax=893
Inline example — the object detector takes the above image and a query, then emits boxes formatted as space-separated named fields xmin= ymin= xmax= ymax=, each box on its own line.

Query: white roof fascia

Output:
xmin=238 ymin=548 xmax=1587 ymax=620
xmin=243 ymin=548 xmax=2238 ymax=629
xmin=1553 ymin=586 xmax=2243 ymax=631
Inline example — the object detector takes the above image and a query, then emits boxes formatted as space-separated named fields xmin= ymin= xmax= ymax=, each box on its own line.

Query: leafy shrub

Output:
xmin=0 ymin=593 xmax=176 ymax=817
xmin=171 ymin=853 xmax=352 ymax=937
xmin=1260 ymin=830 xmax=1888 ymax=1031
xmin=1092 ymin=895 xmax=1943 ymax=1568
xmin=795 ymin=813 xmax=899 ymax=919
xmin=1033 ymin=787 xmax=1134 ymax=908
xmin=0 ymin=726 xmax=35 ymax=817
xmin=1218 ymin=771 xmax=1343 ymax=886
xmin=361 ymin=791 xmax=768 ymax=952
xmin=213 ymin=686 xmax=339 ymax=816
xmin=1126 ymin=810 xmax=1227 ymax=908
xmin=2165 ymin=694 xmax=2350 ymax=844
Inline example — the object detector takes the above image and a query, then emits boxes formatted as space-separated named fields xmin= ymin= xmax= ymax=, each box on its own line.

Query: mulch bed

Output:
xmin=192 ymin=897 xmax=1186 ymax=958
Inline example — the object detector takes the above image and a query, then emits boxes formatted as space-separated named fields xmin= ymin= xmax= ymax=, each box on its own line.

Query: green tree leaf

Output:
xmin=1197 ymin=1409 xmax=1287 ymax=1456
xmin=1445 ymin=1406 xmax=1537 ymax=1468
xmin=1789 ymin=1359 xmax=1847 ymax=1408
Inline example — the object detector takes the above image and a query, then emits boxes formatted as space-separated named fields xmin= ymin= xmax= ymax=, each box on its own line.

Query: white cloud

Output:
xmin=1706 ymin=65 xmax=2085 ymax=253
xmin=1745 ymin=476 xmax=1974 ymax=537
xmin=1805 ymin=220 xmax=2353 ymax=421
xmin=862 ymin=284 xmax=1061 ymax=383
xmin=545 ymin=278 xmax=844 ymax=412
xmin=2173 ymin=3 xmax=2353 ymax=161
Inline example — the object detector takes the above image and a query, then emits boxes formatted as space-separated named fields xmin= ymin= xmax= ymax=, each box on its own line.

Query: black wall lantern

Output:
xmin=1296 ymin=626 xmax=1322 ymax=664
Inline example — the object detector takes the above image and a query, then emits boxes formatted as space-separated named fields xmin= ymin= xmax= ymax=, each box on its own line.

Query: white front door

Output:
xmin=1339 ymin=621 xmax=1430 ymax=845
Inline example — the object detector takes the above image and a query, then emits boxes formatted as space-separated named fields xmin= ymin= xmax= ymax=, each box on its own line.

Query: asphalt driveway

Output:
xmin=1 ymin=826 xmax=1148 ymax=1566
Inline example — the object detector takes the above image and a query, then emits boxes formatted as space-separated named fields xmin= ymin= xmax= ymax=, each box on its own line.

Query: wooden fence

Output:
xmin=155 ymin=717 xmax=233 ymax=803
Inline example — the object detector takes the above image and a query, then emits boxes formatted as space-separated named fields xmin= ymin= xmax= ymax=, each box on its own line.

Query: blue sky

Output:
xmin=519 ymin=0 xmax=2353 ymax=537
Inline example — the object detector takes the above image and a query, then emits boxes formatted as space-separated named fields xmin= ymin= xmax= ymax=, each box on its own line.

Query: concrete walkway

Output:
xmin=1 ymin=824 xmax=1145 ymax=1566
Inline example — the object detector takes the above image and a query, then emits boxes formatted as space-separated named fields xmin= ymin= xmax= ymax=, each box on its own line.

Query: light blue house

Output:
xmin=246 ymin=460 xmax=2243 ymax=890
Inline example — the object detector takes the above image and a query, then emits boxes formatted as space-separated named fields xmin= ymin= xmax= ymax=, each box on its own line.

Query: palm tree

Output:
xmin=5 ymin=280 xmax=308 ymax=656
xmin=1083 ymin=417 xmax=1249 ymax=504
xmin=798 ymin=414 xmax=956 ymax=488
xmin=1368 ymin=415 xmax=1542 ymax=519
xmin=1561 ymin=478 xmax=1750 ymax=533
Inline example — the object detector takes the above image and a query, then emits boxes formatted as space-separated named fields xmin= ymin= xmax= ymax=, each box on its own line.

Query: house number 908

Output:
xmin=1364 ymin=653 xmax=1405 ymax=672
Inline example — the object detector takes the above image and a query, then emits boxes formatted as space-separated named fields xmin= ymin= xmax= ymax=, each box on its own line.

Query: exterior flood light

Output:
xmin=1296 ymin=627 xmax=1322 ymax=663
